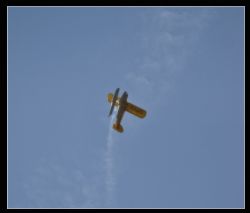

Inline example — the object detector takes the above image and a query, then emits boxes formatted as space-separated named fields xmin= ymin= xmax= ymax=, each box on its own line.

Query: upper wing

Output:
xmin=126 ymin=102 xmax=147 ymax=119
xmin=107 ymin=93 xmax=120 ymax=106
xmin=108 ymin=93 xmax=147 ymax=118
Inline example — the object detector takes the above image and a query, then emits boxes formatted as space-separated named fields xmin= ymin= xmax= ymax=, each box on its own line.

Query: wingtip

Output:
xmin=107 ymin=93 xmax=113 ymax=103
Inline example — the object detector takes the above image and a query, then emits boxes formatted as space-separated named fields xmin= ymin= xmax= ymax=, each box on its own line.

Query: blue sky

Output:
xmin=8 ymin=7 xmax=244 ymax=208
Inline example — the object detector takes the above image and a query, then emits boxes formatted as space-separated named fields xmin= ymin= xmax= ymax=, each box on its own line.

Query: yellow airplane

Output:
xmin=107 ymin=88 xmax=147 ymax=133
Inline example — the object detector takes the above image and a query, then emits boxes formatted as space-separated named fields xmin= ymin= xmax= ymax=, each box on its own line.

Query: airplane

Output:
xmin=107 ymin=88 xmax=147 ymax=133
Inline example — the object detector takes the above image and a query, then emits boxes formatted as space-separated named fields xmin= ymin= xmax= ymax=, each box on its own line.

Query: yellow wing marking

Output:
xmin=107 ymin=93 xmax=120 ymax=106
xmin=126 ymin=102 xmax=147 ymax=119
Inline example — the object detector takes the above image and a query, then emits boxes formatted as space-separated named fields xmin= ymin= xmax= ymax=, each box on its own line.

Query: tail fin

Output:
xmin=113 ymin=123 xmax=124 ymax=133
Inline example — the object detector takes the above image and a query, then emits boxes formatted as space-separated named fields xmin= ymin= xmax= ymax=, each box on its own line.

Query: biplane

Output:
xmin=107 ymin=88 xmax=147 ymax=133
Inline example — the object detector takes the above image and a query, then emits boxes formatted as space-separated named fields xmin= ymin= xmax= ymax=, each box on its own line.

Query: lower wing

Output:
xmin=126 ymin=102 xmax=147 ymax=119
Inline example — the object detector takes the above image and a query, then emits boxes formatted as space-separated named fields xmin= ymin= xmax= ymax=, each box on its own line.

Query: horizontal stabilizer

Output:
xmin=113 ymin=123 xmax=124 ymax=133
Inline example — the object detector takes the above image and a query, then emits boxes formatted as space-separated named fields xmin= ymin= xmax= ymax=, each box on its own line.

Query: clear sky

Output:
xmin=8 ymin=7 xmax=244 ymax=208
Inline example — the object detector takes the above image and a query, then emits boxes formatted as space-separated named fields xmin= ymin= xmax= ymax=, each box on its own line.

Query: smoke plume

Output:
xmin=105 ymin=112 xmax=116 ymax=207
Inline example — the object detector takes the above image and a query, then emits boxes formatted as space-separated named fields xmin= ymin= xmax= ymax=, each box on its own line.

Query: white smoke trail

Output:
xmin=105 ymin=112 xmax=116 ymax=207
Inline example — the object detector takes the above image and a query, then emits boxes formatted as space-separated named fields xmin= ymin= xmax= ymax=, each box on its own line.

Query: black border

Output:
xmin=3 ymin=0 xmax=248 ymax=6
xmin=1 ymin=0 xmax=246 ymax=212
xmin=0 ymin=0 xmax=7 ymax=212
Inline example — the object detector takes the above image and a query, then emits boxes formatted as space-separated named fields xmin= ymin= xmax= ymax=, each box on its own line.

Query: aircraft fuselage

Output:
xmin=113 ymin=92 xmax=128 ymax=132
